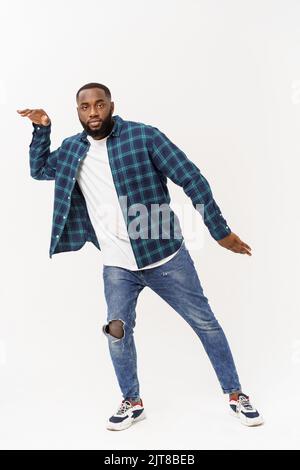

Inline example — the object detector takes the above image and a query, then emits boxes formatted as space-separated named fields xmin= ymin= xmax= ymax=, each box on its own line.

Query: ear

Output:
xmin=111 ymin=101 xmax=115 ymax=114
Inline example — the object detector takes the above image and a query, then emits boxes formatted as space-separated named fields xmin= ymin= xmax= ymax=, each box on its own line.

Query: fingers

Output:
xmin=17 ymin=109 xmax=35 ymax=117
xmin=17 ymin=109 xmax=32 ymax=116
xmin=228 ymin=242 xmax=252 ymax=256
xmin=241 ymin=241 xmax=251 ymax=251
xmin=241 ymin=241 xmax=252 ymax=256
xmin=236 ymin=245 xmax=252 ymax=255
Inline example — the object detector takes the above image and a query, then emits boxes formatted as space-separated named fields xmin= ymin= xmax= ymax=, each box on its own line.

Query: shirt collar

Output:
xmin=80 ymin=114 xmax=123 ymax=143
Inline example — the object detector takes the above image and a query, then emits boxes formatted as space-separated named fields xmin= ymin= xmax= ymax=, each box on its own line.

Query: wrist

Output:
xmin=33 ymin=121 xmax=51 ymax=129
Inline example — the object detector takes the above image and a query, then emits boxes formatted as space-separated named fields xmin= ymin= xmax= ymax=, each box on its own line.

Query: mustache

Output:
xmin=88 ymin=118 xmax=103 ymax=124
xmin=79 ymin=114 xmax=113 ymax=138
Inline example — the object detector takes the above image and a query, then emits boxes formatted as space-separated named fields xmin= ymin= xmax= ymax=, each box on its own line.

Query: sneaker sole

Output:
xmin=106 ymin=411 xmax=146 ymax=431
xmin=230 ymin=409 xmax=264 ymax=427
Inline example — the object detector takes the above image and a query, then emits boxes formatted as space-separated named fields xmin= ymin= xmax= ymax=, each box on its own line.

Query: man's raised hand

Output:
xmin=17 ymin=108 xmax=50 ymax=126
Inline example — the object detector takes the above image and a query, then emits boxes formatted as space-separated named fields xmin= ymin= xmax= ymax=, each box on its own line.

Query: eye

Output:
xmin=97 ymin=103 xmax=104 ymax=108
xmin=81 ymin=106 xmax=88 ymax=111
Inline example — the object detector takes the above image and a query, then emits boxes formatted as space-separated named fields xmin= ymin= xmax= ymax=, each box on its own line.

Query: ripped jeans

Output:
xmin=102 ymin=241 xmax=241 ymax=400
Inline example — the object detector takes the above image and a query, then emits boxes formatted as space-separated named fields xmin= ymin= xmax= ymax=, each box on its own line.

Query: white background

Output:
xmin=0 ymin=0 xmax=300 ymax=450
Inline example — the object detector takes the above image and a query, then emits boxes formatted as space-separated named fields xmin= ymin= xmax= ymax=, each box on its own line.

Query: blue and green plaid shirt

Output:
xmin=29 ymin=114 xmax=231 ymax=268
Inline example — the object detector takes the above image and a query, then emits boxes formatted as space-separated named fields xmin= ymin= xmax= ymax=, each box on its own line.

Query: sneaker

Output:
xmin=229 ymin=393 xmax=264 ymax=427
xmin=106 ymin=398 xmax=146 ymax=431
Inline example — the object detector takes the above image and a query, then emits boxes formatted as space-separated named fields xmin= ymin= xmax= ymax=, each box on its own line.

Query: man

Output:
xmin=18 ymin=82 xmax=263 ymax=430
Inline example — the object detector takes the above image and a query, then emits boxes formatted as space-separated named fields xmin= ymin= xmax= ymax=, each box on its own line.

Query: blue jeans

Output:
xmin=102 ymin=241 xmax=241 ymax=399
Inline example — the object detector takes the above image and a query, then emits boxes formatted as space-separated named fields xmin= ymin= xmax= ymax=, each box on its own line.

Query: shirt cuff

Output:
xmin=32 ymin=122 xmax=51 ymax=134
xmin=209 ymin=223 xmax=231 ymax=241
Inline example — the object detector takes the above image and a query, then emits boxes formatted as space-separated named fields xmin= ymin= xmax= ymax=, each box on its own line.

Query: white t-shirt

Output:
xmin=76 ymin=135 xmax=181 ymax=270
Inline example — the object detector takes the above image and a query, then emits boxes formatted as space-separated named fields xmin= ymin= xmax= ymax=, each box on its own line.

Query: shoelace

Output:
xmin=116 ymin=400 xmax=132 ymax=415
xmin=239 ymin=395 xmax=254 ymax=411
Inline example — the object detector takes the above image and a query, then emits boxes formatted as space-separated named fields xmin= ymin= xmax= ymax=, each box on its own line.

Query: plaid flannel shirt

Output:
xmin=29 ymin=114 xmax=231 ymax=268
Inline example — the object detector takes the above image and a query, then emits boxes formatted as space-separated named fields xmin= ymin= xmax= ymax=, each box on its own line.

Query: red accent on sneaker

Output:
xmin=229 ymin=393 xmax=239 ymax=401
xmin=128 ymin=398 xmax=143 ymax=406
xmin=123 ymin=398 xmax=143 ymax=407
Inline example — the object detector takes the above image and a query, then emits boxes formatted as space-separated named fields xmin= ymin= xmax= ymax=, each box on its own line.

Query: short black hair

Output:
xmin=76 ymin=82 xmax=111 ymax=101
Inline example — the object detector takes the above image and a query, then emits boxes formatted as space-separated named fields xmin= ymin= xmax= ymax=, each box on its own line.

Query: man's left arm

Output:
xmin=149 ymin=126 xmax=252 ymax=256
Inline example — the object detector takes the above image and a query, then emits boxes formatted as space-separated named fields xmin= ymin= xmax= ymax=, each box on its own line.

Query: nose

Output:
xmin=89 ymin=105 xmax=99 ymax=118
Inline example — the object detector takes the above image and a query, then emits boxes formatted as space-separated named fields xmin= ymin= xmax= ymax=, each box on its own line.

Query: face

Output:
xmin=77 ymin=87 xmax=115 ymax=139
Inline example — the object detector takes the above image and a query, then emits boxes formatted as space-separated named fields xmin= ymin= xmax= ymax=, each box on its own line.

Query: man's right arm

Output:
xmin=18 ymin=108 xmax=60 ymax=181
xmin=29 ymin=122 xmax=60 ymax=180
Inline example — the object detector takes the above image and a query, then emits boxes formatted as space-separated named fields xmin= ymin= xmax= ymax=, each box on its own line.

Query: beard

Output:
xmin=80 ymin=112 xmax=114 ymax=139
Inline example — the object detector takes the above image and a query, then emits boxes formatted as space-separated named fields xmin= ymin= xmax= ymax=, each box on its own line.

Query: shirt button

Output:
xmin=63 ymin=216 xmax=66 ymax=219
xmin=68 ymin=196 xmax=70 ymax=199
xmin=72 ymin=177 xmax=75 ymax=180
xmin=78 ymin=158 xmax=81 ymax=161
xmin=56 ymin=235 xmax=59 ymax=238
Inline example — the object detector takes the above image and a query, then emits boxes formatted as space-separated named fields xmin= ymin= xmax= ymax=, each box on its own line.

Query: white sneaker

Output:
xmin=106 ymin=398 xmax=146 ymax=431
xmin=229 ymin=393 xmax=264 ymax=427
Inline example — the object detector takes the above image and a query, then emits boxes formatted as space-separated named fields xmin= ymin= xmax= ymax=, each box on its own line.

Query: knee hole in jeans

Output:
xmin=107 ymin=319 xmax=125 ymax=339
